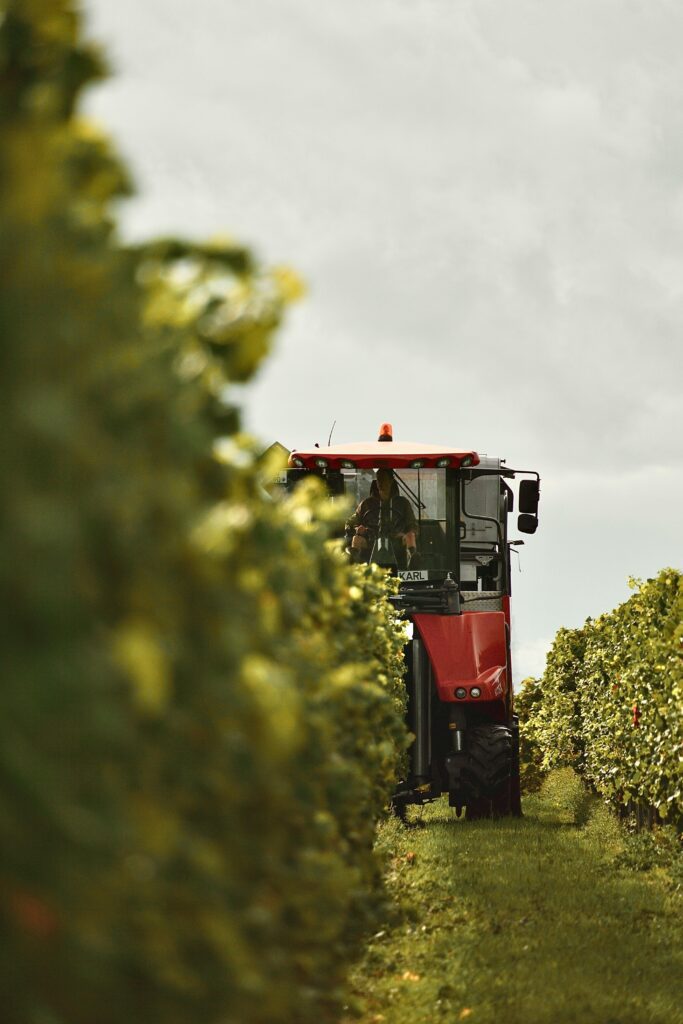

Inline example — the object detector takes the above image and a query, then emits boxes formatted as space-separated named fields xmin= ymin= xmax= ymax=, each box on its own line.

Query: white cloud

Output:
xmin=83 ymin=0 xmax=683 ymax=658
xmin=512 ymin=635 xmax=553 ymax=686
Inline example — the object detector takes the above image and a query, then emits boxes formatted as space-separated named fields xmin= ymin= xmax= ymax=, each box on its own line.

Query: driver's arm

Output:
xmin=346 ymin=500 xmax=367 ymax=535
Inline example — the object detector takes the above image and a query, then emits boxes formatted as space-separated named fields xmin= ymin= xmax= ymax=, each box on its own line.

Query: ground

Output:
xmin=343 ymin=770 xmax=683 ymax=1024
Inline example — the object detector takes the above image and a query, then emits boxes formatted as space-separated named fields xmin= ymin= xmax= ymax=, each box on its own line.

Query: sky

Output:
xmin=83 ymin=0 xmax=682 ymax=681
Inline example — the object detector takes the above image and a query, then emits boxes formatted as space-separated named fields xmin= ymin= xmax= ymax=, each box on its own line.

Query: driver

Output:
xmin=346 ymin=467 xmax=417 ymax=567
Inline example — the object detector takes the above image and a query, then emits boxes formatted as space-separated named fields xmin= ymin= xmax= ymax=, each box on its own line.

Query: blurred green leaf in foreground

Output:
xmin=0 ymin=4 xmax=407 ymax=1023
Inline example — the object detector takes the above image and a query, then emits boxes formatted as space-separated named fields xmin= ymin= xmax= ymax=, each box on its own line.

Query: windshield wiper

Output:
xmin=394 ymin=472 xmax=426 ymax=511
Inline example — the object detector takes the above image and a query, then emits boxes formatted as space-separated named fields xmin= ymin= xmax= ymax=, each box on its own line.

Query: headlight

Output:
xmin=455 ymin=687 xmax=467 ymax=699
xmin=470 ymin=687 xmax=481 ymax=698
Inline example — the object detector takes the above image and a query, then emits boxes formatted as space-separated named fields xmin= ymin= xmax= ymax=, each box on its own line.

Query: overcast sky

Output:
xmin=83 ymin=0 xmax=682 ymax=681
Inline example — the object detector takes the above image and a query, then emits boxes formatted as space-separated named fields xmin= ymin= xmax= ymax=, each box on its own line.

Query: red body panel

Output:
xmin=502 ymin=593 xmax=514 ymax=700
xmin=413 ymin=611 xmax=508 ymax=703
xmin=288 ymin=441 xmax=479 ymax=470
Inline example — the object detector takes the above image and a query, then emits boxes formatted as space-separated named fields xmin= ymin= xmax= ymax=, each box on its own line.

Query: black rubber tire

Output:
xmin=491 ymin=778 xmax=512 ymax=818
xmin=463 ymin=724 xmax=513 ymax=800
xmin=465 ymin=796 xmax=493 ymax=820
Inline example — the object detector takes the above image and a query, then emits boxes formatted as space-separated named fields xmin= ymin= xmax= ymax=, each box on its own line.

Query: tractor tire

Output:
xmin=491 ymin=778 xmax=512 ymax=818
xmin=465 ymin=796 xmax=493 ymax=820
xmin=463 ymin=724 xmax=513 ymax=801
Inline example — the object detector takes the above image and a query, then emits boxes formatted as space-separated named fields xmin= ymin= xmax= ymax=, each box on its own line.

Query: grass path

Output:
xmin=344 ymin=771 xmax=683 ymax=1024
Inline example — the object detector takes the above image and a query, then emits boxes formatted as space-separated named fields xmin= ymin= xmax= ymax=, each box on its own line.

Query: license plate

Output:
xmin=398 ymin=569 xmax=429 ymax=581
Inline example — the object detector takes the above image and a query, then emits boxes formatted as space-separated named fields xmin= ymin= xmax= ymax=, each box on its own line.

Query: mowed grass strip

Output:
xmin=344 ymin=770 xmax=683 ymax=1024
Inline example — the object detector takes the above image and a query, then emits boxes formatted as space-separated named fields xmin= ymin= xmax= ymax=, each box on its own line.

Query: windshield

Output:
xmin=343 ymin=467 xmax=445 ymax=573
xmin=341 ymin=466 xmax=505 ymax=593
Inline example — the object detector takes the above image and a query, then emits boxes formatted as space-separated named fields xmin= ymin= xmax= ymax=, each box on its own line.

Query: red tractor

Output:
xmin=286 ymin=424 xmax=540 ymax=819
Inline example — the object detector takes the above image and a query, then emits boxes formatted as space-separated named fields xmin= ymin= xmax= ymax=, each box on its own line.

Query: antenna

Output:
xmin=327 ymin=419 xmax=337 ymax=446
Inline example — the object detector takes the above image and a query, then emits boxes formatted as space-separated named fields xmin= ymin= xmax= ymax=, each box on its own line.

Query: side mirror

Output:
xmin=519 ymin=479 xmax=540 ymax=514
xmin=517 ymin=513 xmax=538 ymax=534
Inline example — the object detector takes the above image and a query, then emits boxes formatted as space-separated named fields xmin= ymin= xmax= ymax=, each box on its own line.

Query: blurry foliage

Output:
xmin=520 ymin=570 xmax=682 ymax=825
xmin=0 ymin=3 xmax=407 ymax=1023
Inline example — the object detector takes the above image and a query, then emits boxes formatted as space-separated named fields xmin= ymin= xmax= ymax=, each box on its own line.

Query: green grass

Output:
xmin=343 ymin=770 xmax=683 ymax=1024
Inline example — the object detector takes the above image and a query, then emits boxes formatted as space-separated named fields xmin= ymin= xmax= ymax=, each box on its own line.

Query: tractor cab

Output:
xmin=286 ymin=424 xmax=540 ymax=819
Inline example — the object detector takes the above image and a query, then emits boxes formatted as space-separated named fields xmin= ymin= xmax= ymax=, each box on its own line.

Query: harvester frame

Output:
xmin=286 ymin=425 xmax=540 ymax=820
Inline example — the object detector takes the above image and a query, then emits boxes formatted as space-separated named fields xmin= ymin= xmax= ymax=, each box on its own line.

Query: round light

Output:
xmin=291 ymin=457 xmax=304 ymax=468
xmin=461 ymin=455 xmax=473 ymax=468
xmin=470 ymin=687 xmax=481 ymax=698
xmin=314 ymin=458 xmax=329 ymax=468
xmin=436 ymin=458 xmax=450 ymax=468
xmin=410 ymin=459 xmax=426 ymax=468
xmin=455 ymin=687 xmax=467 ymax=699
xmin=340 ymin=459 xmax=356 ymax=469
